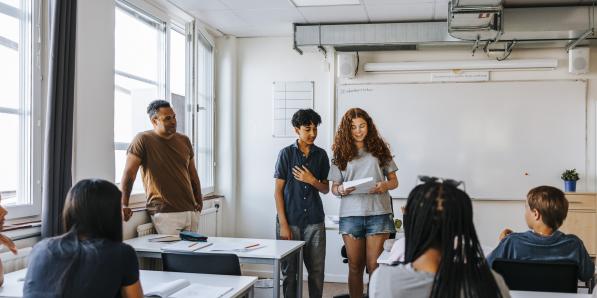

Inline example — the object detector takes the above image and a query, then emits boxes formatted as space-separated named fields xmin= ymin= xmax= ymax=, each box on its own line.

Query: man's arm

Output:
xmin=274 ymin=178 xmax=292 ymax=240
xmin=121 ymin=154 xmax=142 ymax=221
xmin=188 ymin=158 xmax=203 ymax=212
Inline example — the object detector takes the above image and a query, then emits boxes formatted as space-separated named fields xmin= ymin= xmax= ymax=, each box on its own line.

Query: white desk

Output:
xmin=124 ymin=235 xmax=304 ymax=298
xmin=510 ymin=291 xmax=592 ymax=297
xmin=0 ymin=269 xmax=258 ymax=298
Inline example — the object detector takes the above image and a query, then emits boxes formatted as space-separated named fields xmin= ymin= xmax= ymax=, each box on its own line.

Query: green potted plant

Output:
xmin=561 ymin=169 xmax=580 ymax=192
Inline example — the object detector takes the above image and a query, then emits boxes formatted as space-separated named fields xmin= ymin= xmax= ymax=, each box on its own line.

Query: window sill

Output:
xmin=204 ymin=194 xmax=223 ymax=201
xmin=2 ymin=218 xmax=42 ymax=241
xmin=3 ymin=217 xmax=41 ymax=232
xmin=128 ymin=193 xmax=223 ymax=213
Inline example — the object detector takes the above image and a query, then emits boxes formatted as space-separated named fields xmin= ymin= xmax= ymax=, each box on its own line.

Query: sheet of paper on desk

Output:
xmin=208 ymin=242 xmax=265 ymax=252
xmin=161 ymin=241 xmax=213 ymax=253
xmin=342 ymin=177 xmax=375 ymax=194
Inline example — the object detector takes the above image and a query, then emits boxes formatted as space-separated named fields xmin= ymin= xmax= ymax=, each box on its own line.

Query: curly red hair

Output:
xmin=332 ymin=108 xmax=392 ymax=171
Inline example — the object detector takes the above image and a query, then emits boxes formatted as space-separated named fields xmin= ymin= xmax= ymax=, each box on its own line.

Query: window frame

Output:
xmin=114 ymin=0 xmax=167 ymax=196
xmin=0 ymin=0 xmax=43 ymax=219
xmin=193 ymin=28 xmax=215 ymax=194
xmin=114 ymin=0 xmax=215 ymax=203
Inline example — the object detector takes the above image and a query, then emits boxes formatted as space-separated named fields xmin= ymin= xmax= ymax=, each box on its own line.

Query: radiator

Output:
xmin=136 ymin=223 xmax=156 ymax=237
xmin=1 ymin=246 xmax=32 ymax=273
xmin=136 ymin=207 xmax=220 ymax=237
xmin=198 ymin=207 xmax=218 ymax=236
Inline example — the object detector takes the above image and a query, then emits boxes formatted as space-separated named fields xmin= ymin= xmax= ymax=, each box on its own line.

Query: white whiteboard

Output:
xmin=336 ymin=80 xmax=587 ymax=199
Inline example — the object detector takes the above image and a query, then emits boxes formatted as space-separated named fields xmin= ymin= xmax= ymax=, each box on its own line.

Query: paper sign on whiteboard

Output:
xmin=431 ymin=71 xmax=489 ymax=82
xmin=273 ymin=81 xmax=314 ymax=138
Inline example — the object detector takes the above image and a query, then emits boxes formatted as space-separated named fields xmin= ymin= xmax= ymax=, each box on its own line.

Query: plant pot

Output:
xmin=564 ymin=180 xmax=577 ymax=192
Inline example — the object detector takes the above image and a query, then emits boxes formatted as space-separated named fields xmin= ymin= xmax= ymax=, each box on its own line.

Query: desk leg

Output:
xmin=297 ymin=248 xmax=303 ymax=298
xmin=248 ymin=285 xmax=254 ymax=298
xmin=274 ymin=259 xmax=280 ymax=298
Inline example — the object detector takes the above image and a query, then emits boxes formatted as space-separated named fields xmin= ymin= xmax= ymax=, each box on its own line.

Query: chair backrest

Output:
xmin=492 ymin=258 xmax=578 ymax=293
xmin=162 ymin=252 xmax=241 ymax=276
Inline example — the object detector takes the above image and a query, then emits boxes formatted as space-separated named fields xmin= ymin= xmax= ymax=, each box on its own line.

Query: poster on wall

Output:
xmin=272 ymin=81 xmax=314 ymax=138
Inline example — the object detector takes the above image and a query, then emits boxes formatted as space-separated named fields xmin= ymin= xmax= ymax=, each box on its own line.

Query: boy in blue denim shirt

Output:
xmin=487 ymin=186 xmax=595 ymax=282
xmin=274 ymin=109 xmax=330 ymax=298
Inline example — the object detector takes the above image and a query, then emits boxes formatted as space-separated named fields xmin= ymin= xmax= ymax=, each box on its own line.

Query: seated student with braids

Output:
xmin=23 ymin=179 xmax=143 ymax=298
xmin=369 ymin=178 xmax=511 ymax=298
xmin=487 ymin=186 xmax=595 ymax=282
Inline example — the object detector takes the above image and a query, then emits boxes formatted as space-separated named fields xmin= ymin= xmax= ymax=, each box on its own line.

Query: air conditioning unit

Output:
xmin=448 ymin=0 xmax=504 ymax=41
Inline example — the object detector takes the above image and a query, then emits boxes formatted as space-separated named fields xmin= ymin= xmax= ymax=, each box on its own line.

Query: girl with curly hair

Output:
xmin=328 ymin=108 xmax=399 ymax=297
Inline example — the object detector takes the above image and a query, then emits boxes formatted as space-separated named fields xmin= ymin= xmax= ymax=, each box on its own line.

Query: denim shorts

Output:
xmin=339 ymin=214 xmax=396 ymax=238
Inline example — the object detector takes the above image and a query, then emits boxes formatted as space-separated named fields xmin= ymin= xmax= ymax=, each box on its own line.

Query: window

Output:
xmin=0 ymin=0 xmax=42 ymax=218
xmin=195 ymin=33 xmax=215 ymax=193
xmin=168 ymin=25 xmax=189 ymax=138
xmin=114 ymin=1 xmax=214 ymax=196
xmin=114 ymin=2 xmax=165 ymax=193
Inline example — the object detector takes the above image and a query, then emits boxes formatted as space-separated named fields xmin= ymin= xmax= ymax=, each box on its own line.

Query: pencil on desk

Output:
xmin=149 ymin=235 xmax=170 ymax=241
xmin=188 ymin=242 xmax=199 ymax=248
xmin=245 ymin=243 xmax=259 ymax=249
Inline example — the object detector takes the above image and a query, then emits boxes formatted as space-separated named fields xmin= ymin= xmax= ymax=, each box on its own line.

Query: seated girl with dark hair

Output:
xmin=369 ymin=180 xmax=511 ymax=298
xmin=23 ymin=179 xmax=143 ymax=298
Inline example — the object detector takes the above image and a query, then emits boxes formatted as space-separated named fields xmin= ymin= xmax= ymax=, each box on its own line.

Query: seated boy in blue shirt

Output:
xmin=487 ymin=185 xmax=595 ymax=282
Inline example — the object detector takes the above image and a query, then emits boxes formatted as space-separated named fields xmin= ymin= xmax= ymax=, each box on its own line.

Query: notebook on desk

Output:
xmin=145 ymin=279 xmax=232 ymax=298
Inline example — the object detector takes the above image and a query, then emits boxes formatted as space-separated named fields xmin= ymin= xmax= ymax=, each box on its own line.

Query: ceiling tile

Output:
xmin=292 ymin=0 xmax=361 ymax=6
xmin=298 ymin=5 xmax=369 ymax=23
xmin=169 ymin=0 xmax=228 ymax=11
xmin=191 ymin=10 xmax=249 ymax=30
xmin=223 ymin=24 xmax=295 ymax=37
xmin=220 ymin=0 xmax=296 ymax=10
xmin=366 ymin=3 xmax=434 ymax=22
xmin=234 ymin=8 xmax=306 ymax=25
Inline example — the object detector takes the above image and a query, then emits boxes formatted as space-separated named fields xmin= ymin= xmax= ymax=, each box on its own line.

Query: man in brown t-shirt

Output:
xmin=120 ymin=100 xmax=203 ymax=235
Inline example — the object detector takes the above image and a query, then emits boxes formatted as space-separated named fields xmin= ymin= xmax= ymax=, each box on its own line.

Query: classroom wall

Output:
xmin=224 ymin=36 xmax=597 ymax=249
xmin=229 ymin=37 xmax=336 ymax=239
xmin=73 ymin=0 xmax=116 ymax=183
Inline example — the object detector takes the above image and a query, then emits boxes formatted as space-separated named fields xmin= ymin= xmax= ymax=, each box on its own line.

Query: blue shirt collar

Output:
xmin=292 ymin=139 xmax=320 ymax=153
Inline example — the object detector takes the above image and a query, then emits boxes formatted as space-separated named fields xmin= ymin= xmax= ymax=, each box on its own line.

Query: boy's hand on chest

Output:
xmin=292 ymin=165 xmax=316 ymax=185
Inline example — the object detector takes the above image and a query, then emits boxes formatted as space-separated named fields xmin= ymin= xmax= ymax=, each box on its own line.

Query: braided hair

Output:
xmin=403 ymin=181 xmax=503 ymax=298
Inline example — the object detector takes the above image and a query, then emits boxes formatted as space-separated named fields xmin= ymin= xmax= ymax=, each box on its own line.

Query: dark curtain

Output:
xmin=41 ymin=0 xmax=77 ymax=238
